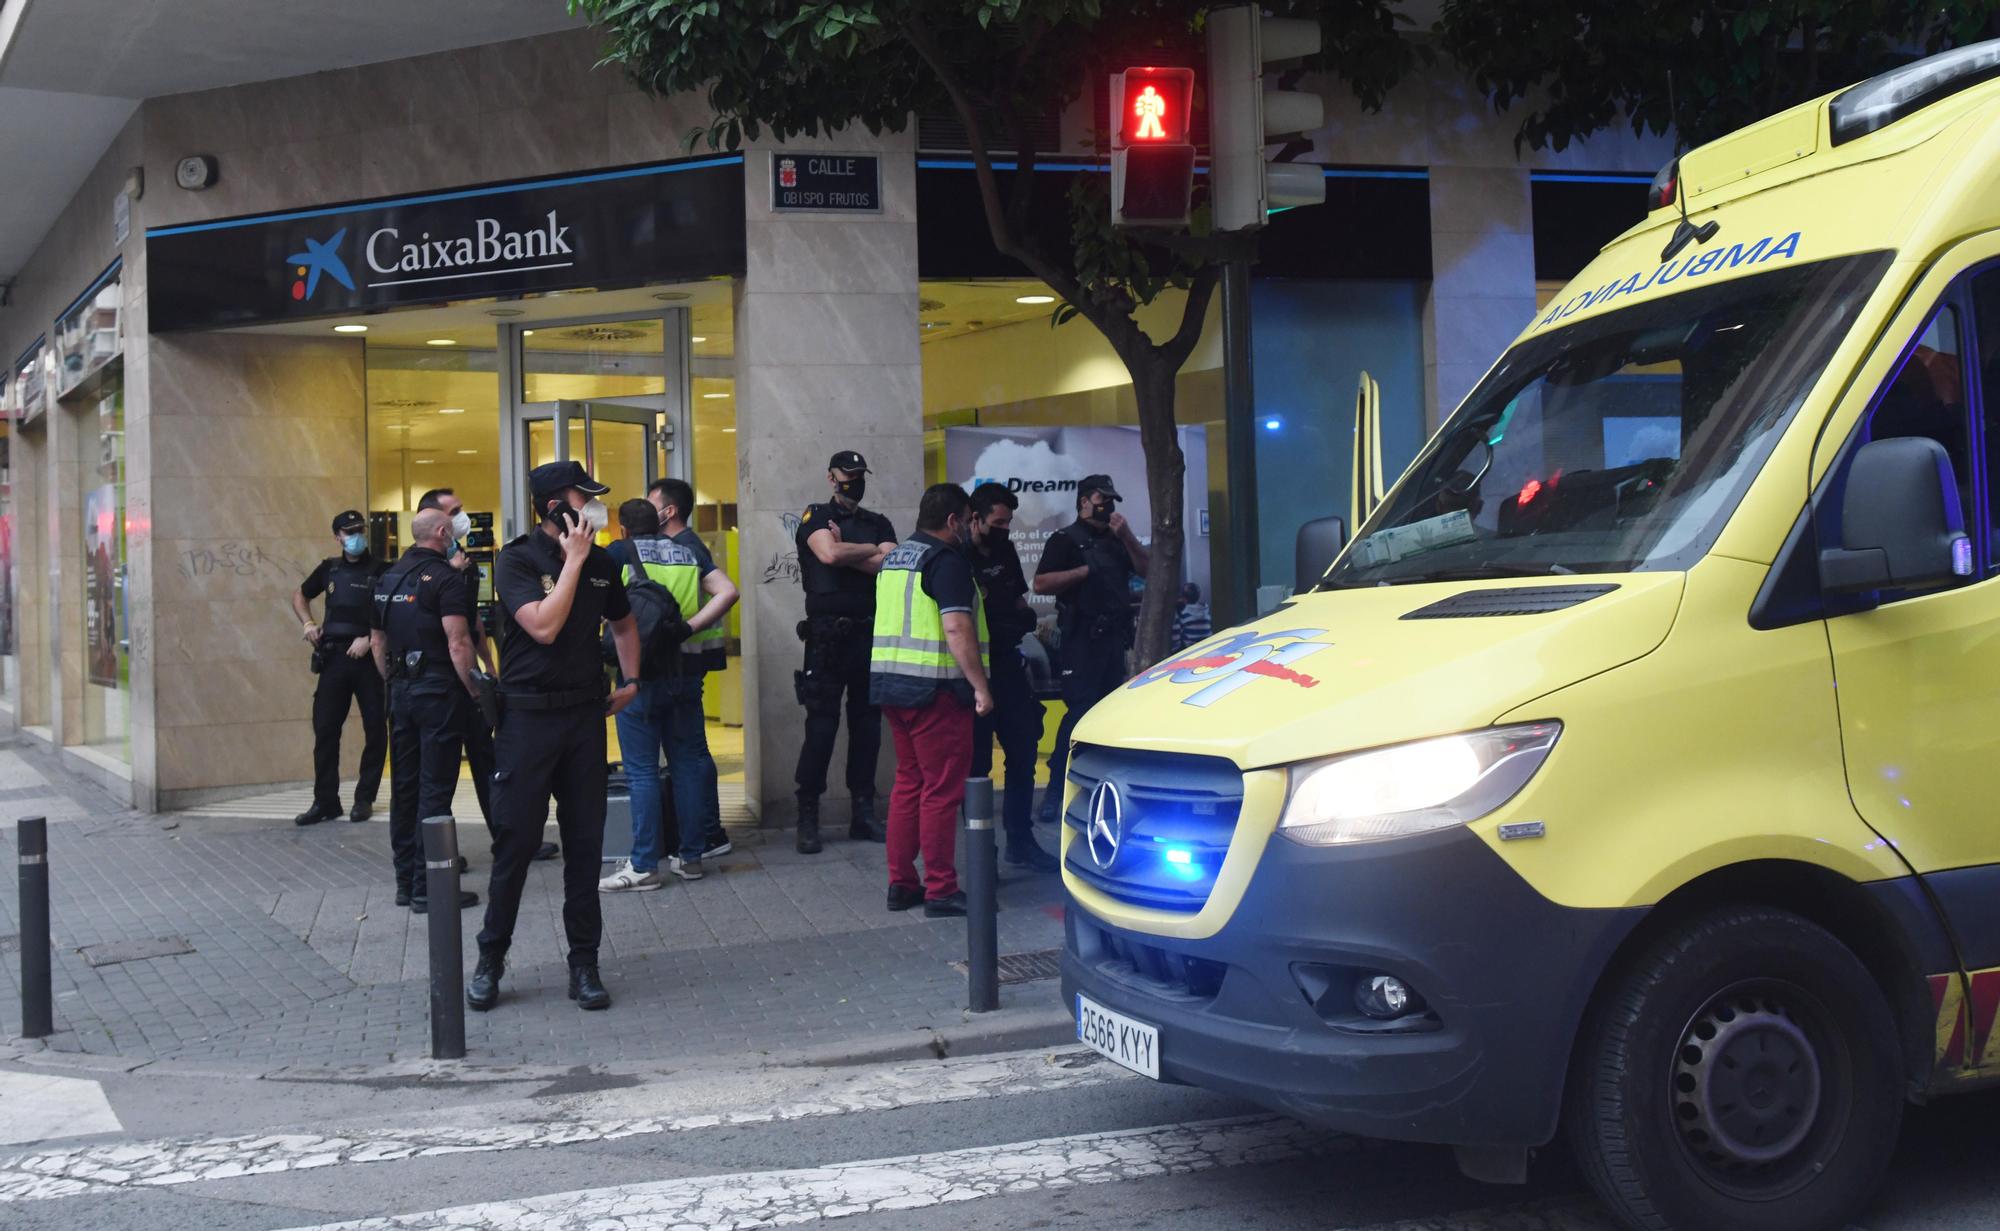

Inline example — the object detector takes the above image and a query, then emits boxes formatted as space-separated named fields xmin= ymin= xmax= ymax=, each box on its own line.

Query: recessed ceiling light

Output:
xmin=1015 ymin=294 xmax=1056 ymax=305
xmin=522 ymin=329 xmax=535 ymax=336
xmin=437 ymin=407 xmax=466 ymax=415
xmin=702 ymin=392 xmax=730 ymax=399
xmin=386 ymin=423 xmax=410 ymax=431
xmin=691 ymin=336 xmax=708 ymax=343
xmin=333 ymin=324 xmax=368 ymax=333
xmin=414 ymin=458 xmax=435 ymax=464
xmin=487 ymin=308 xmax=525 ymax=317
xmin=456 ymin=449 xmax=477 ymax=455
xmin=653 ymin=291 xmax=691 ymax=301
xmin=722 ymin=427 xmax=737 ymax=433
xmin=426 ymin=338 xmax=456 ymax=347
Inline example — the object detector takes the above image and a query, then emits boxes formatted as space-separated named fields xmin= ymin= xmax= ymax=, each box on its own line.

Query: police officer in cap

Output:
xmin=468 ymin=460 xmax=640 ymax=1014
xmin=290 ymin=510 xmax=387 ymax=826
xmin=1033 ymin=474 xmax=1149 ymax=817
xmin=792 ymin=449 xmax=897 ymax=854
xmin=370 ymin=507 xmax=480 ymax=913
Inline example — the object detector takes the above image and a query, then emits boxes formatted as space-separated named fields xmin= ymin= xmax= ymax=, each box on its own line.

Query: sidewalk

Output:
xmin=0 ymin=743 xmax=1070 ymax=1074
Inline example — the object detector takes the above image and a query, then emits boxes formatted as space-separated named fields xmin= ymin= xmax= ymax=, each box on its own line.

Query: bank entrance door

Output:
xmin=517 ymin=400 xmax=664 ymax=523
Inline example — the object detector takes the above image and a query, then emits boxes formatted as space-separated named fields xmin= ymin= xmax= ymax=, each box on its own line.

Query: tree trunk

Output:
xmin=1128 ymin=354 xmax=1185 ymax=671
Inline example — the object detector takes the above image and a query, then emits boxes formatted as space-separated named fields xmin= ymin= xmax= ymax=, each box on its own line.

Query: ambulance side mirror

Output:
xmin=1819 ymin=436 xmax=1973 ymax=596
xmin=1294 ymin=515 xmax=1348 ymax=592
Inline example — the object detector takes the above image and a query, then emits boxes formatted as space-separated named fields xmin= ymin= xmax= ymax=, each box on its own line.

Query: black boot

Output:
xmin=568 ymin=965 xmax=611 ymax=1011
xmin=292 ymin=803 xmax=339 ymax=827
xmin=849 ymin=794 xmax=885 ymax=842
xmin=795 ymin=796 xmax=823 ymax=855
xmin=467 ymin=952 xmax=505 ymax=1011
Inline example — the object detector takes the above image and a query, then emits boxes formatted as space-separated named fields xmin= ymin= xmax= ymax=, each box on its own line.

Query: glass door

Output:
xmin=518 ymin=400 xmax=659 ymax=524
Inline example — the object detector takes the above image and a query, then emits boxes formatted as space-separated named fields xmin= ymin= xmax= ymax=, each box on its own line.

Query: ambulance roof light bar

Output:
xmin=1830 ymin=38 xmax=2000 ymax=146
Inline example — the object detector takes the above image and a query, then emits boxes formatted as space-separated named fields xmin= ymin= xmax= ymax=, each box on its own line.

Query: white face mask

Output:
xmin=580 ymin=498 xmax=609 ymax=533
xmin=449 ymin=509 xmax=472 ymax=540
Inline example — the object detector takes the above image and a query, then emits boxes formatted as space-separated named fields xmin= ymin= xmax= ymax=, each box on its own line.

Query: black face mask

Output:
xmin=1087 ymin=501 xmax=1112 ymax=524
xmin=836 ymin=476 xmax=866 ymax=504
xmin=983 ymin=523 xmax=1011 ymax=547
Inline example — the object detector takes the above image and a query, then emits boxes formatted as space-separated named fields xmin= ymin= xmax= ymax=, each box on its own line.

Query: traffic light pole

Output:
xmin=1221 ymin=257 xmax=1259 ymax=624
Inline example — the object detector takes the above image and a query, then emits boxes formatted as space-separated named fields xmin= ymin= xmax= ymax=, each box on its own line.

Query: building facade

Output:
xmin=0 ymin=26 xmax=1670 ymax=819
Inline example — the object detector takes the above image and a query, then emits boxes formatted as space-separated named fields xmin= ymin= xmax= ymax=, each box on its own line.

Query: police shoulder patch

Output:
xmin=801 ymin=507 xmax=814 ymax=523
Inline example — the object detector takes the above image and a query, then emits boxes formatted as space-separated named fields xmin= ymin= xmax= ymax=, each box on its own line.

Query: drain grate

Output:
xmin=953 ymin=947 xmax=1062 ymax=985
xmin=80 ymin=935 xmax=195 ymax=967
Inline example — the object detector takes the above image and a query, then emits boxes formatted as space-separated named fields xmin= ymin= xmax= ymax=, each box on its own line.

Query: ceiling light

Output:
xmin=522 ymin=329 xmax=535 ymax=336
xmin=723 ymin=427 xmax=737 ymax=433
xmin=426 ymin=338 xmax=456 ymax=347
xmin=1015 ymin=294 xmax=1056 ymax=305
xmin=486 ymin=308 xmax=525 ymax=318
xmin=414 ymin=458 xmax=435 ymax=464
xmin=456 ymin=449 xmax=477 ymax=455
xmin=653 ymin=291 xmax=692 ymax=301
xmin=702 ymin=392 xmax=730 ymax=399
xmin=437 ymin=407 xmax=466 ymax=415
xmin=333 ymin=324 xmax=368 ymax=333
xmin=691 ymin=336 xmax=708 ymax=343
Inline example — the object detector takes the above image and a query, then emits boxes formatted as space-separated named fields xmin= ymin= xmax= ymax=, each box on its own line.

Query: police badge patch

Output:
xmin=541 ymin=575 xmax=555 ymax=594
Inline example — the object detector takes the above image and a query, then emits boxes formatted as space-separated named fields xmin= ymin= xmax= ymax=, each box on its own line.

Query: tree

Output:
xmin=569 ymin=0 xmax=1415 ymax=667
xmin=1439 ymin=0 xmax=2000 ymax=152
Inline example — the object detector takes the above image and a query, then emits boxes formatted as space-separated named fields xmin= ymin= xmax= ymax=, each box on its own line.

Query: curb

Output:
xmin=781 ymin=1004 xmax=1076 ymax=1068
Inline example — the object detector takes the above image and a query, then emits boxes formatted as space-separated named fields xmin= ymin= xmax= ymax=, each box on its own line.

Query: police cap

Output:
xmin=331 ymin=509 xmax=366 ymax=534
xmin=1078 ymin=474 xmax=1122 ymax=502
xmin=827 ymin=450 xmax=870 ymax=474
xmin=529 ymin=459 xmax=610 ymax=503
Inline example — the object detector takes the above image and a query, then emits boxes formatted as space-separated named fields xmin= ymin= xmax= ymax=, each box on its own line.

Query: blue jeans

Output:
xmin=614 ymin=675 xmax=719 ymax=870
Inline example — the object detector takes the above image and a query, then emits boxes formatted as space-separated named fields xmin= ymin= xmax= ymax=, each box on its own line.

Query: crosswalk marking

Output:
xmin=0 ymin=1047 xmax=1133 ymax=1203
xmin=279 ymin=1114 xmax=1352 ymax=1230
xmin=0 ymin=1072 xmax=121 ymax=1147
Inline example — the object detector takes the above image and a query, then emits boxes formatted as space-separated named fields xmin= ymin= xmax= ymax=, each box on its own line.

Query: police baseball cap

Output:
xmin=331 ymin=510 xmax=366 ymax=534
xmin=529 ymin=460 xmax=610 ymax=502
xmin=828 ymin=450 xmax=870 ymax=474
xmin=1079 ymin=474 xmax=1122 ymax=501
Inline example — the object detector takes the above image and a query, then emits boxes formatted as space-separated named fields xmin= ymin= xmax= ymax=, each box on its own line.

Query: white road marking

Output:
xmin=279 ymin=1113 xmax=1350 ymax=1230
xmin=0 ymin=1071 xmax=122 ymax=1146
xmin=0 ymin=1046 xmax=1133 ymax=1203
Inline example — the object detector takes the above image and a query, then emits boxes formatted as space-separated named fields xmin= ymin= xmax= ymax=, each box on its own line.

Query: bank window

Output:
xmin=1863 ymin=303 xmax=1976 ymax=585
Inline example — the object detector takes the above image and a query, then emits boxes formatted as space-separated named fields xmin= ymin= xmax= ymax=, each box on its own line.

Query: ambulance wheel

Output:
xmin=1565 ymin=906 xmax=1902 ymax=1231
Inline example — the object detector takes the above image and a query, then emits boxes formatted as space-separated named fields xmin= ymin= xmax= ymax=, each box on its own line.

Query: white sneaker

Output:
xmin=668 ymin=856 xmax=704 ymax=882
xmin=598 ymin=861 xmax=662 ymax=893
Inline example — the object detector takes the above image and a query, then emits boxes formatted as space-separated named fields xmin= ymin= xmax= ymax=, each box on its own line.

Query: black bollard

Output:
xmin=18 ymin=816 xmax=51 ymax=1039
xmin=963 ymin=778 xmax=999 ymax=1012
xmin=420 ymin=814 xmax=466 ymax=1060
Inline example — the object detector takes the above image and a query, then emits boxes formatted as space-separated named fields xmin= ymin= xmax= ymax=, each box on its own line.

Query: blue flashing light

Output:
xmin=1160 ymin=845 xmax=1204 ymax=881
xmin=1263 ymin=417 xmax=1283 ymax=432
xmin=1164 ymin=848 xmax=1192 ymax=865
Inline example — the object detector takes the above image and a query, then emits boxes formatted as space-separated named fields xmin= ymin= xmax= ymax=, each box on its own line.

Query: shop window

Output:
xmin=365 ymin=322 xmax=503 ymax=584
xmin=80 ymin=373 xmax=129 ymax=759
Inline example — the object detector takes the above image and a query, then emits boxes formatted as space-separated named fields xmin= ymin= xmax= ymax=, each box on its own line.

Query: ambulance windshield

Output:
xmin=1326 ymin=252 xmax=1892 ymax=587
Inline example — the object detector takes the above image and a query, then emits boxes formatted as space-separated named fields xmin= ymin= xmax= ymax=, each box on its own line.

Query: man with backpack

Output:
xmin=600 ymin=495 xmax=739 ymax=891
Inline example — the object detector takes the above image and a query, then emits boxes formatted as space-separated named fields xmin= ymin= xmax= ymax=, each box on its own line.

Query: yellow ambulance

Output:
xmin=1062 ymin=41 xmax=2000 ymax=1231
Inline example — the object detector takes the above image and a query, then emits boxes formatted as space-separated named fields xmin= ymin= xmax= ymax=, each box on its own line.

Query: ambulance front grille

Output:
xmin=1063 ymin=745 xmax=1243 ymax=913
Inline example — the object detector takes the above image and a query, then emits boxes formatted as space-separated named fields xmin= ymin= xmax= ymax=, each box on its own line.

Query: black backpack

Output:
xmin=602 ymin=570 xmax=690 ymax=680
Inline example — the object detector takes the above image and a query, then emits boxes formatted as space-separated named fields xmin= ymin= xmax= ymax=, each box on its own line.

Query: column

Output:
xmin=735 ymin=126 xmax=921 ymax=827
xmin=1424 ymin=164 xmax=1538 ymax=432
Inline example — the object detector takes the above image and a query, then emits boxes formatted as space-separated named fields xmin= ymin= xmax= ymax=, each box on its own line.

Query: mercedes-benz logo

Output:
xmin=1087 ymin=780 xmax=1124 ymax=870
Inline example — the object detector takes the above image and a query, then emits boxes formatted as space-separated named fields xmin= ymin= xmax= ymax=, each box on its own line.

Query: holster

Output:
xmin=308 ymin=645 xmax=327 ymax=675
xmin=472 ymin=670 xmax=501 ymax=731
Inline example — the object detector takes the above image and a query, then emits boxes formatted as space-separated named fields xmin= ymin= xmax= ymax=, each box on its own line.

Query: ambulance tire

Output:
xmin=1565 ymin=906 xmax=1902 ymax=1231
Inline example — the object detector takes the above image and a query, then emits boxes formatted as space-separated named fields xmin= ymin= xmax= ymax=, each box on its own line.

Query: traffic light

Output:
xmin=1207 ymin=6 xmax=1326 ymax=232
xmin=1111 ymin=66 xmax=1196 ymax=228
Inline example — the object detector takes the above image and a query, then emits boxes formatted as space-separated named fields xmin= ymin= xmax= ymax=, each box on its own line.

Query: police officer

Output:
xmin=965 ymin=483 xmax=1057 ymax=872
xmin=1033 ymin=474 xmax=1149 ymax=816
xmin=792 ymin=450 xmax=897 ymax=854
xmin=290 ymin=511 xmax=387 ymax=827
xmin=468 ymin=461 xmax=640 ymax=1014
xmin=415 ymin=488 xmax=558 ymax=865
xmin=370 ymin=507 xmax=480 ymax=913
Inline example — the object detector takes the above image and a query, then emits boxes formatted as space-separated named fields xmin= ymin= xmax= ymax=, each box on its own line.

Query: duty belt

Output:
xmin=501 ymin=687 xmax=604 ymax=711
xmin=801 ymin=615 xmax=866 ymax=638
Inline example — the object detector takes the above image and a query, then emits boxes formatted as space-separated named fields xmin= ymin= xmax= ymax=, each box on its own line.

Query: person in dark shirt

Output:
xmin=791 ymin=449 xmax=898 ymax=853
xmin=965 ymin=482 xmax=1056 ymax=872
xmin=468 ymin=461 xmax=639 ymax=1015
xmin=289 ymin=510 xmax=387 ymax=826
xmin=1034 ymin=474 xmax=1149 ymax=822
xmin=870 ymin=484 xmax=993 ymax=917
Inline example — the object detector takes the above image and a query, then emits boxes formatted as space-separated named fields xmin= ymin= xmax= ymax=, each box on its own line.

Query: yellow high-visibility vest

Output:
xmin=872 ymin=538 xmax=988 ymax=693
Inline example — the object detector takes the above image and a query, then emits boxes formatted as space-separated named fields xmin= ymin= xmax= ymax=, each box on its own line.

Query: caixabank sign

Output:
xmin=145 ymin=155 xmax=748 ymax=331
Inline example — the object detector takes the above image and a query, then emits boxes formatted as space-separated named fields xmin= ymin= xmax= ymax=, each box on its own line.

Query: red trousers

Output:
xmin=884 ymin=691 xmax=973 ymax=900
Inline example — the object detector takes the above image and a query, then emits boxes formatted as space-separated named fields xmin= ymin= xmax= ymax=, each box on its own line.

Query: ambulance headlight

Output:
xmin=1277 ymin=722 xmax=1561 ymax=846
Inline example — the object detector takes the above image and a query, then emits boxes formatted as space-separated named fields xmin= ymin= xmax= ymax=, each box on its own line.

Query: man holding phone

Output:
xmin=469 ymin=461 xmax=641 ymax=1014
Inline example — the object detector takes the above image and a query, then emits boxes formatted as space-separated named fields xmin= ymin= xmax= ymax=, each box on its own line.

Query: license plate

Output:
xmin=1076 ymin=993 xmax=1160 ymax=1079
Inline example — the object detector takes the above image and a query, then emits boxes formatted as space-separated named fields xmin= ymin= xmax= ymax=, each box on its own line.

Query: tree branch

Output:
xmin=1159 ymin=263 xmax=1222 ymax=370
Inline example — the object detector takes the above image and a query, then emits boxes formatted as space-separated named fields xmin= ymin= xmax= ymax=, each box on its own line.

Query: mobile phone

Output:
xmin=546 ymin=503 xmax=582 ymax=531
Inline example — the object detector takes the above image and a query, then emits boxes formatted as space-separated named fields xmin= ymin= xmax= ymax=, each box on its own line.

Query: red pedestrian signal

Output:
xmin=1110 ymin=66 xmax=1196 ymax=228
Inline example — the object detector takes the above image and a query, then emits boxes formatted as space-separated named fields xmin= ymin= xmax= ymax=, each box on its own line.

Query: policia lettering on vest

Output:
xmin=468 ymin=461 xmax=639 ymax=1016
xmin=870 ymin=483 xmax=993 ymax=918
xmin=369 ymin=507 xmax=481 ymax=914
xmin=291 ymin=510 xmax=388 ymax=827
xmin=599 ymin=491 xmax=739 ymax=893
xmin=792 ymin=449 xmax=899 ymax=854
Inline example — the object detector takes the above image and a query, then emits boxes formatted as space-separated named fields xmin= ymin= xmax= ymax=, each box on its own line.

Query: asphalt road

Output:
xmin=4 ymin=1045 xmax=1997 ymax=1230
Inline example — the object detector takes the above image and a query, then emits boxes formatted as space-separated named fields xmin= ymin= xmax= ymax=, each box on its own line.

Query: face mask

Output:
xmin=580 ymin=498 xmax=610 ymax=533
xmin=450 ymin=510 xmax=472 ymax=540
xmin=982 ymin=522 xmax=1010 ymax=547
xmin=342 ymin=534 xmax=366 ymax=556
xmin=836 ymin=476 xmax=866 ymax=504
xmin=1088 ymin=501 xmax=1112 ymax=525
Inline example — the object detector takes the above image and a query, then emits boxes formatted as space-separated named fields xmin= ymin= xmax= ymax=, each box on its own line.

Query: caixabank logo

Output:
xmin=285 ymin=228 xmax=356 ymax=301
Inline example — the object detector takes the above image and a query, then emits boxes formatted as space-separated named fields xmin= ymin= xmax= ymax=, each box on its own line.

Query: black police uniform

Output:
xmin=1036 ymin=515 xmax=1137 ymax=809
xmin=372 ymin=546 xmax=478 ymax=911
xmin=792 ymin=500 xmax=897 ymax=810
xmin=300 ymin=552 xmax=387 ymax=819
xmin=476 ymin=526 xmax=630 ymax=974
xmin=968 ymin=533 xmax=1047 ymax=856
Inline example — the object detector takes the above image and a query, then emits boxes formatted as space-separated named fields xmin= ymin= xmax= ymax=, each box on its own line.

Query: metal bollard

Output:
xmin=420 ymin=814 xmax=466 ymax=1060
xmin=963 ymin=778 xmax=999 ymax=1012
xmin=17 ymin=816 xmax=51 ymax=1039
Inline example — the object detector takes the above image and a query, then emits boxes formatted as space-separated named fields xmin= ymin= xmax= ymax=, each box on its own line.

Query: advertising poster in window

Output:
xmin=85 ymin=483 xmax=119 ymax=686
